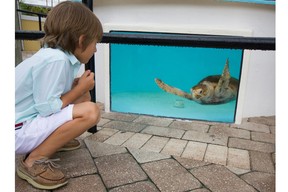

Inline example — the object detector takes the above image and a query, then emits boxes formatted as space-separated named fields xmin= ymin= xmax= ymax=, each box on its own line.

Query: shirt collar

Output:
xmin=42 ymin=45 xmax=81 ymax=77
xmin=63 ymin=51 xmax=82 ymax=77
xmin=43 ymin=44 xmax=81 ymax=66
xmin=64 ymin=51 xmax=81 ymax=66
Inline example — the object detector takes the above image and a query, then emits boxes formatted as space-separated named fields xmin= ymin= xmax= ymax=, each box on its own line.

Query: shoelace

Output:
xmin=34 ymin=158 xmax=61 ymax=172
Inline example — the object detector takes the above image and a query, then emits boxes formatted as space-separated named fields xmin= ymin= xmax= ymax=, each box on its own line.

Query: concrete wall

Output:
xmin=93 ymin=0 xmax=275 ymax=119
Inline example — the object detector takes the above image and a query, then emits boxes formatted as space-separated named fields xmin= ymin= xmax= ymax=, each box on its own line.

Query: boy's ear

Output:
xmin=78 ymin=35 xmax=85 ymax=49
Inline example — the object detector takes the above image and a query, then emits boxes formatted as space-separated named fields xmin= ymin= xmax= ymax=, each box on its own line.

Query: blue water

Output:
xmin=112 ymin=92 xmax=237 ymax=122
xmin=110 ymin=32 xmax=243 ymax=123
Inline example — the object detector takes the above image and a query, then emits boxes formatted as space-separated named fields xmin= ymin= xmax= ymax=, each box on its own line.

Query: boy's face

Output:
xmin=74 ymin=38 xmax=98 ymax=64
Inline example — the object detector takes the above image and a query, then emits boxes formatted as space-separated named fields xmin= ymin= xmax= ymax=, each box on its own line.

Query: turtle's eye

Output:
xmin=199 ymin=90 xmax=203 ymax=94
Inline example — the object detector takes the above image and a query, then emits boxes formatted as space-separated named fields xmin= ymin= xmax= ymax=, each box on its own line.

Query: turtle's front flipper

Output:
xmin=155 ymin=78 xmax=193 ymax=100
xmin=215 ymin=58 xmax=231 ymax=96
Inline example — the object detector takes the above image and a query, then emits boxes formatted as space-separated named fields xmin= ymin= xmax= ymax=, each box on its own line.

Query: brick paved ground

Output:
xmin=15 ymin=103 xmax=275 ymax=192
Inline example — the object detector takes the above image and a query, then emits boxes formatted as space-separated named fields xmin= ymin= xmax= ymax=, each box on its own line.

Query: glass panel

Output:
xmin=223 ymin=0 xmax=275 ymax=5
xmin=110 ymin=31 xmax=243 ymax=123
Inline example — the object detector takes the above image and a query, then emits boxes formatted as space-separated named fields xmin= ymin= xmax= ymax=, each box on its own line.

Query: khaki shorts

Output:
xmin=15 ymin=104 xmax=74 ymax=154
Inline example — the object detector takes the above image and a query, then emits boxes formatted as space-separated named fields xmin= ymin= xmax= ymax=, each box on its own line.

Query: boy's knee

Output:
xmin=92 ymin=103 xmax=101 ymax=124
xmin=85 ymin=102 xmax=101 ymax=124
xmin=75 ymin=102 xmax=101 ymax=125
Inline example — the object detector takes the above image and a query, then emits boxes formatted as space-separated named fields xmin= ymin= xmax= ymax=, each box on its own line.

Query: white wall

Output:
xmin=93 ymin=0 xmax=275 ymax=118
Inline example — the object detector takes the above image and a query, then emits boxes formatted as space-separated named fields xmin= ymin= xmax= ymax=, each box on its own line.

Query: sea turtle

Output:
xmin=155 ymin=59 xmax=239 ymax=104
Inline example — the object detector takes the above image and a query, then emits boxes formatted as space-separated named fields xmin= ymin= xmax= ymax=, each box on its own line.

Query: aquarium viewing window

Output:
xmin=105 ymin=26 xmax=251 ymax=123
xmin=224 ymin=0 xmax=275 ymax=5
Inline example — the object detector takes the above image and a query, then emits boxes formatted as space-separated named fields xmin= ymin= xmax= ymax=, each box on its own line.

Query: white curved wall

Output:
xmin=93 ymin=0 xmax=275 ymax=119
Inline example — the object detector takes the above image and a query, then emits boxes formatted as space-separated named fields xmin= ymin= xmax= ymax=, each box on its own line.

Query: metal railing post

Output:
xmin=82 ymin=0 xmax=98 ymax=133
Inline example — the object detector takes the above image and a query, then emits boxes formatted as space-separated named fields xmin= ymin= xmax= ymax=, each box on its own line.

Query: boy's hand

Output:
xmin=77 ymin=70 xmax=95 ymax=93
xmin=61 ymin=70 xmax=94 ymax=108
xmin=72 ymin=78 xmax=80 ymax=88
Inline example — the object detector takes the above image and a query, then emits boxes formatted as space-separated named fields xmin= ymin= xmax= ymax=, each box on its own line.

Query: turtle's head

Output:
xmin=191 ymin=84 xmax=208 ymax=101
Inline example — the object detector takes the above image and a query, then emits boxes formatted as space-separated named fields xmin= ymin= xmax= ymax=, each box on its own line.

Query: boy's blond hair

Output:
xmin=42 ymin=1 xmax=103 ymax=53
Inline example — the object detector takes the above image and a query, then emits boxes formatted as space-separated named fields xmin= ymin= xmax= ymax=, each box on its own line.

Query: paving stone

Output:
xmin=54 ymin=148 xmax=97 ymax=178
xmin=204 ymin=144 xmax=228 ymax=165
xmin=84 ymin=140 xmax=127 ymax=158
xmin=95 ymin=153 xmax=147 ymax=189
xmin=101 ymin=112 xmax=139 ymax=122
xmin=141 ymin=126 xmax=185 ymax=139
xmin=15 ymin=113 xmax=276 ymax=192
xmin=129 ymin=148 xmax=171 ymax=163
xmin=248 ymin=116 xmax=275 ymax=126
xmin=272 ymin=153 xmax=275 ymax=164
xmin=104 ymin=121 xmax=147 ymax=132
xmin=241 ymin=117 xmax=249 ymax=123
xmin=104 ymin=131 xmax=135 ymax=146
xmin=191 ymin=119 xmax=229 ymax=127
xmin=225 ymin=166 xmax=251 ymax=175
xmin=227 ymin=148 xmax=250 ymax=170
xmin=100 ymin=110 xmax=106 ymax=116
xmin=241 ymin=172 xmax=275 ymax=192
xmin=191 ymin=164 xmax=257 ymax=192
xmin=109 ymin=181 xmax=160 ymax=192
xmin=183 ymin=130 xmax=228 ymax=146
xmin=141 ymin=136 xmax=169 ymax=153
xmin=142 ymin=159 xmax=201 ymax=192
xmin=181 ymin=141 xmax=207 ymax=161
xmin=161 ymin=138 xmax=188 ymax=156
xmin=250 ymin=151 xmax=275 ymax=173
xmin=122 ymin=133 xmax=152 ymax=149
xmin=85 ymin=128 xmax=119 ymax=142
xmin=190 ymin=189 xmax=211 ymax=192
xmin=169 ymin=121 xmax=209 ymax=132
xmin=98 ymin=118 xmax=111 ymax=127
xmin=96 ymin=102 xmax=105 ymax=110
xmin=54 ymin=175 xmax=106 ymax=192
xmin=231 ymin=122 xmax=270 ymax=133
xmin=229 ymin=138 xmax=275 ymax=153
xmin=15 ymin=172 xmax=49 ymax=192
xmin=77 ymin=138 xmax=88 ymax=150
xmin=174 ymin=156 xmax=211 ymax=170
xmin=209 ymin=124 xmax=250 ymax=139
xmin=133 ymin=115 xmax=173 ymax=127
xmin=251 ymin=132 xmax=275 ymax=143
xmin=78 ymin=132 xmax=93 ymax=141
xmin=15 ymin=155 xmax=23 ymax=164
xmin=270 ymin=125 xmax=275 ymax=134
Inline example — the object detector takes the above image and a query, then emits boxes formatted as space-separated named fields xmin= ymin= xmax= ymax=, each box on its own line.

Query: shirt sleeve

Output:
xmin=32 ymin=60 xmax=68 ymax=117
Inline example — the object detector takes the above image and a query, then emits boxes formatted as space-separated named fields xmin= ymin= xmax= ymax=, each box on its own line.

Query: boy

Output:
xmin=15 ymin=1 xmax=103 ymax=189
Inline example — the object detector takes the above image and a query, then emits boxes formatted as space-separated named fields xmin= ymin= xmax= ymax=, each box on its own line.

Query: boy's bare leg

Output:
xmin=73 ymin=91 xmax=91 ymax=104
xmin=24 ymin=101 xmax=100 ymax=167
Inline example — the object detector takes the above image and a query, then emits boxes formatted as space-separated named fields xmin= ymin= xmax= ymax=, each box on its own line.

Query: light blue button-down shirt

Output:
xmin=15 ymin=47 xmax=81 ymax=124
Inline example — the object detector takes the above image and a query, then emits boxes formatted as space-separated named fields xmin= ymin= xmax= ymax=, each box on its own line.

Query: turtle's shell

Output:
xmin=191 ymin=75 xmax=239 ymax=104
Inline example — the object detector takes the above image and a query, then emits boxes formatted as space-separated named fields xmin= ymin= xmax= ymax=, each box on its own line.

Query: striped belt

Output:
xmin=15 ymin=123 xmax=23 ymax=130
